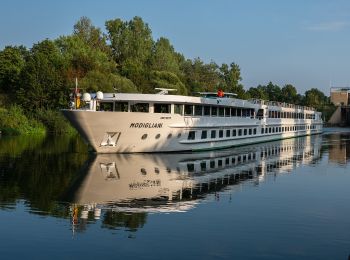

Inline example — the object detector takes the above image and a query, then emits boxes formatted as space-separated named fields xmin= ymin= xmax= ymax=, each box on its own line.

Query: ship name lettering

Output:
xmin=130 ymin=122 xmax=163 ymax=128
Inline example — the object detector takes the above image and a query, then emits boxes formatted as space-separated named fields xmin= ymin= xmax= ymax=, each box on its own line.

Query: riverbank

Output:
xmin=0 ymin=105 xmax=75 ymax=136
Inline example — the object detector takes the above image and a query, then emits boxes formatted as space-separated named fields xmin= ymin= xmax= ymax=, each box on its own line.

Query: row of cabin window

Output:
xmin=268 ymin=110 xmax=315 ymax=119
xmin=188 ymin=124 xmax=319 ymax=140
xmin=187 ymin=152 xmax=257 ymax=172
xmin=188 ymin=128 xmax=258 ymax=140
xmin=186 ymin=142 xmax=312 ymax=172
xmin=102 ymin=102 xmax=255 ymax=117
xmin=261 ymin=124 xmax=318 ymax=134
xmin=188 ymin=143 xmax=316 ymax=172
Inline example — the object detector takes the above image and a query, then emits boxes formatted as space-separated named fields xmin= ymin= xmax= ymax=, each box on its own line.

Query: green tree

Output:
xmin=247 ymin=85 xmax=268 ymax=100
xmin=281 ymin=84 xmax=298 ymax=104
xmin=17 ymin=39 xmax=67 ymax=110
xmin=264 ymin=82 xmax=282 ymax=101
xmin=73 ymin=16 xmax=110 ymax=54
xmin=182 ymin=58 xmax=220 ymax=93
xmin=151 ymin=37 xmax=181 ymax=74
xmin=0 ymin=46 xmax=27 ymax=95
xmin=150 ymin=70 xmax=187 ymax=95
xmin=106 ymin=16 xmax=153 ymax=92
xmin=220 ymin=62 xmax=245 ymax=98
xmin=304 ymin=88 xmax=326 ymax=109
xmin=79 ymin=70 xmax=137 ymax=93
xmin=56 ymin=35 xmax=115 ymax=80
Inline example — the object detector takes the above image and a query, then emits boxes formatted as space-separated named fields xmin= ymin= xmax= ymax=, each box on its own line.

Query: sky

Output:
xmin=1 ymin=0 xmax=350 ymax=94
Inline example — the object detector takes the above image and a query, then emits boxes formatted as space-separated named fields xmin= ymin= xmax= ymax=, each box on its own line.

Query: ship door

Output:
xmin=100 ymin=132 xmax=121 ymax=147
xmin=257 ymin=109 xmax=264 ymax=120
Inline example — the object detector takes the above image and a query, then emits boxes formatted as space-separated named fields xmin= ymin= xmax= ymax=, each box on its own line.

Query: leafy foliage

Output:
xmin=0 ymin=105 xmax=46 ymax=135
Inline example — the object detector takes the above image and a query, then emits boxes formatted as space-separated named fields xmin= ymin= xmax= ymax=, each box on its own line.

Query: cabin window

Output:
xmin=262 ymin=128 xmax=264 ymax=134
xmin=141 ymin=134 xmax=148 ymax=140
xmin=225 ymin=107 xmax=230 ymax=117
xmin=187 ymin=164 xmax=195 ymax=172
xmin=211 ymin=106 xmax=218 ymax=117
xmin=226 ymin=129 xmax=230 ymax=137
xmin=219 ymin=107 xmax=225 ymax=117
xmin=219 ymin=130 xmax=223 ymax=138
xmin=253 ymin=128 xmax=257 ymax=135
xmin=204 ymin=106 xmax=211 ymax=116
xmin=210 ymin=160 xmax=215 ymax=168
xmin=154 ymin=103 xmax=171 ymax=113
xmin=232 ymin=157 xmax=236 ymax=164
xmin=184 ymin=105 xmax=193 ymax=115
xmin=211 ymin=130 xmax=216 ymax=138
xmin=115 ymin=102 xmax=128 ymax=112
xmin=194 ymin=105 xmax=203 ymax=116
xmin=99 ymin=102 xmax=113 ymax=111
xmin=231 ymin=108 xmax=237 ymax=116
xmin=232 ymin=129 xmax=237 ymax=136
xmin=218 ymin=160 xmax=223 ymax=167
xmin=174 ymin=104 xmax=183 ymax=115
xmin=200 ymin=162 xmax=207 ymax=171
xmin=249 ymin=128 xmax=252 ymax=135
xmin=201 ymin=130 xmax=207 ymax=139
xmin=188 ymin=131 xmax=196 ymax=140
xmin=225 ymin=158 xmax=230 ymax=165
xmin=238 ymin=129 xmax=242 ymax=136
xmin=244 ymin=129 xmax=247 ymax=135
xmin=155 ymin=134 xmax=161 ymax=139
xmin=237 ymin=108 xmax=242 ymax=117
xmin=131 ymin=103 xmax=149 ymax=112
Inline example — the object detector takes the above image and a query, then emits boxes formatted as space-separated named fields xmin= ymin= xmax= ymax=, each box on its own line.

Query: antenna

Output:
xmin=75 ymin=77 xmax=78 ymax=93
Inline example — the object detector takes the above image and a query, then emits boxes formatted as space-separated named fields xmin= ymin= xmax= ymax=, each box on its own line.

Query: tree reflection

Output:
xmin=102 ymin=211 xmax=147 ymax=232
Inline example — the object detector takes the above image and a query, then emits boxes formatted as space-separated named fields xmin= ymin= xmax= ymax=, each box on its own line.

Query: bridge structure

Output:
xmin=328 ymin=87 xmax=350 ymax=126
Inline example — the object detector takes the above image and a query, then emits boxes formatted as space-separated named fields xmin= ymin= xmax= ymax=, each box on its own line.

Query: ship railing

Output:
xmin=248 ymin=99 xmax=315 ymax=111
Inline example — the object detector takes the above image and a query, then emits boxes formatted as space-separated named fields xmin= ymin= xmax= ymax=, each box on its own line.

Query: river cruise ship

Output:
xmin=62 ymin=89 xmax=323 ymax=153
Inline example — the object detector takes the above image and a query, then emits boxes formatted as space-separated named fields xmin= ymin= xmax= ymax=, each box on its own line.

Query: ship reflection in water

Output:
xmin=68 ymin=135 xmax=322 ymax=226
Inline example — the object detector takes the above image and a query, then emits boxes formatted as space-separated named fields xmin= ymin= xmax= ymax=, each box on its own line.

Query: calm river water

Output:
xmin=0 ymin=128 xmax=350 ymax=259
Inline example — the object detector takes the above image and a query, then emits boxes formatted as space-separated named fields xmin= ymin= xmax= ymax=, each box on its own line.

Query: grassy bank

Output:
xmin=0 ymin=105 xmax=75 ymax=136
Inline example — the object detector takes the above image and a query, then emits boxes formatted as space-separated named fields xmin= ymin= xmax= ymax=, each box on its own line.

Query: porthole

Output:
xmin=141 ymin=134 xmax=148 ymax=140
xmin=167 ymin=133 xmax=172 ymax=139
xmin=177 ymin=133 xmax=182 ymax=138
xmin=141 ymin=168 xmax=147 ymax=175
xmin=155 ymin=134 xmax=161 ymax=139
xmin=155 ymin=167 xmax=160 ymax=174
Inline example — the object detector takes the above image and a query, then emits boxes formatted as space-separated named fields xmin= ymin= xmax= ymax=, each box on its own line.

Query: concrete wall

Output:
xmin=328 ymin=106 xmax=341 ymax=124
xmin=331 ymin=91 xmax=349 ymax=106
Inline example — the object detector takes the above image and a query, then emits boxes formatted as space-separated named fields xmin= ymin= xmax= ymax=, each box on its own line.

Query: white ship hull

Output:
xmin=62 ymin=92 xmax=323 ymax=153
xmin=62 ymin=111 xmax=322 ymax=153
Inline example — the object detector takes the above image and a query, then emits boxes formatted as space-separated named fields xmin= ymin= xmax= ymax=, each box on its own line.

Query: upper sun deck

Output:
xmin=96 ymin=93 xmax=318 ymax=113
xmin=97 ymin=93 xmax=257 ymax=108
xmin=249 ymin=99 xmax=316 ymax=111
